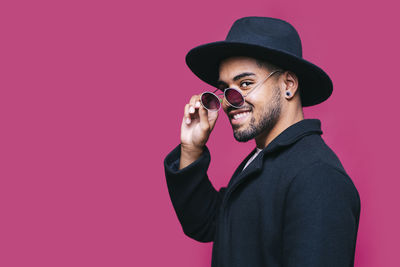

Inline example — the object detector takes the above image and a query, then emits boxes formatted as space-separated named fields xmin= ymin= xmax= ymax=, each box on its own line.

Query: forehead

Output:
xmin=218 ymin=56 xmax=262 ymax=79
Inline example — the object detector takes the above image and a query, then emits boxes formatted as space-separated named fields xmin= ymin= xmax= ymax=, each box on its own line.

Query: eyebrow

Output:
xmin=217 ymin=72 xmax=256 ymax=87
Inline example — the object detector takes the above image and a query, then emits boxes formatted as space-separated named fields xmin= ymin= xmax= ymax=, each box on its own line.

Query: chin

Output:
xmin=233 ymin=128 xmax=256 ymax=142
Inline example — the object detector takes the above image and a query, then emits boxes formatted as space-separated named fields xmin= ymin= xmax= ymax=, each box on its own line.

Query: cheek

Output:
xmin=249 ymin=101 xmax=266 ymax=117
xmin=249 ymin=91 xmax=276 ymax=109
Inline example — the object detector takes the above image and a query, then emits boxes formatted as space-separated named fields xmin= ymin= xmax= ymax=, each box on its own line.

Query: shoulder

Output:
xmin=291 ymin=161 xmax=354 ymax=189
xmin=286 ymin=161 xmax=361 ymax=212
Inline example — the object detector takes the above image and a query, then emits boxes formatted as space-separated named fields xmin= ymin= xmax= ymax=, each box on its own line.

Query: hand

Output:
xmin=180 ymin=94 xmax=219 ymax=154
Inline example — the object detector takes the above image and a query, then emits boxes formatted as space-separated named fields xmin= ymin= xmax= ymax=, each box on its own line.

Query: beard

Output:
xmin=232 ymin=87 xmax=282 ymax=142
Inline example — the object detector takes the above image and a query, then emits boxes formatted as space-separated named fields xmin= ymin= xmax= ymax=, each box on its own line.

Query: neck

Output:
xmin=255 ymin=107 xmax=304 ymax=149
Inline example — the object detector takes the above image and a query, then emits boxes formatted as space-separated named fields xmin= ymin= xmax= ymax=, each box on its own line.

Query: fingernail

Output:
xmin=186 ymin=118 xmax=191 ymax=124
xmin=195 ymin=101 xmax=200 ymax=108
xmin=189 ymin=106 xmax=195 ymax=113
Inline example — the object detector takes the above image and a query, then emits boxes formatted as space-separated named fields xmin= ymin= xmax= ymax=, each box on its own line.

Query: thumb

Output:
xmin=198 ymin=104 xmax=216 ymax=132
xmin=208 ymin=108 xmax=219 ymax=131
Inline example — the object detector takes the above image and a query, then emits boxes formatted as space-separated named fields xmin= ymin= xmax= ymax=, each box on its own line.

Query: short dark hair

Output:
xmin=255 ymin=58 xmax=302 ymax=104
xmin=254 ymin=58 xmax=283 ymax=72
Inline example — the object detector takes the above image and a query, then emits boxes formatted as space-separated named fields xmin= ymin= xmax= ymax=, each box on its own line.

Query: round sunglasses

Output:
xmin=200 ymin=70 xmax=282 ymax=111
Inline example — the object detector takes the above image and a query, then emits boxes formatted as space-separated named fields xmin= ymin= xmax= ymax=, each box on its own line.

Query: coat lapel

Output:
xmin=224 ymin=119 xmax=323 ymax=203
xmin=227 ymin=147 xmax=258 ymax=188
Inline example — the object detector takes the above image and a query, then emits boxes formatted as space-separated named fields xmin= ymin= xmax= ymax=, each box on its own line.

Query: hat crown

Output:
xmin=225 ymin=17 xmax=302 ymax=58
xmin=185 ymin=16 xmax=333 ymax=107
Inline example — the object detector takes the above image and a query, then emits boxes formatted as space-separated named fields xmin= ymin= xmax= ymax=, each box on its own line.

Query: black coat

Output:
xmin=164 ymin=119 xmax=361 ymax=267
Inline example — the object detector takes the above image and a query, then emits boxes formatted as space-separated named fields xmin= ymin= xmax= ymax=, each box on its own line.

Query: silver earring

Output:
xmin=286 ymin=91 xmax=291 ymax=97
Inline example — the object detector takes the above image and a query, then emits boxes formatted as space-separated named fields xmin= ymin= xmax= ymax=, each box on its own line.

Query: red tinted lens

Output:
xmin=201 ymin=92 xmax=221 ymax=110
xmin=225 ymin=88 xmax=244 ymax=107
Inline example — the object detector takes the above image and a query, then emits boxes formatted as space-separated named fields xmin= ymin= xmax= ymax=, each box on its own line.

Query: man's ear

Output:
xmin=281 ymin=71 xmax=299 ymax=98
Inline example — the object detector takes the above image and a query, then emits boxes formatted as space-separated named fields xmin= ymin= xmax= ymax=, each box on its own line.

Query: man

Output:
xmin=163 ymin=17 xmax=360 ymax=267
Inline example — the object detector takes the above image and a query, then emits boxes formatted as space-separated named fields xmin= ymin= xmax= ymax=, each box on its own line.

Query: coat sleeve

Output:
xmin=163 ymin=144 xmax=226 ymax=243
xmin=282 ymin=161 xmax=361 ymax=267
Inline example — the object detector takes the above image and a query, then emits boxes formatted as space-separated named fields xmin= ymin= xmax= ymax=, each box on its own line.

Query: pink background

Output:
xmin=0 ymin=0 xmax=399 ymax=266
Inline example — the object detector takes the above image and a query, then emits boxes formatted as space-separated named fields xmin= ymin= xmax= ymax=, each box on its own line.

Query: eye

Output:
xmin=240 ymin=81 xmax=253 ymax=88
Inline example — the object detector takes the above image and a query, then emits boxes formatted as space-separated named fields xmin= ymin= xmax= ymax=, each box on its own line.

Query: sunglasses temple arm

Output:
xmin=242 ymin=70 xmax=280 ymax=97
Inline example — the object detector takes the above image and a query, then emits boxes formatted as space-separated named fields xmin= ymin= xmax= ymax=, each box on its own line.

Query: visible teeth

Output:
xmin=233 ymin=111 xmax=251 ymax=120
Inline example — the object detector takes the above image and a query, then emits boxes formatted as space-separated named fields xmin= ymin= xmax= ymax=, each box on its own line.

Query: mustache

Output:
xmin=226 ymin=105 xmax=253 ymax=113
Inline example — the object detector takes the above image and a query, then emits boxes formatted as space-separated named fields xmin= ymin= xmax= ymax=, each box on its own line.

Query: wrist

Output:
xmin=179 ymin=144 xmax=204 ymax=170
xmin=180 ymin=143 xmax=204 ymax=156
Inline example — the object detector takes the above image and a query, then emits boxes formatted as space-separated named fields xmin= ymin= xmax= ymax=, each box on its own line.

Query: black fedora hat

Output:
xmin=185 ymin=17 xmax=333 ymax=107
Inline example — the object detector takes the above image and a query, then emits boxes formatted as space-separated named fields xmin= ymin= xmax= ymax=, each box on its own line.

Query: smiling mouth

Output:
xmin=230 ymin=110 xmax=252 ymax=125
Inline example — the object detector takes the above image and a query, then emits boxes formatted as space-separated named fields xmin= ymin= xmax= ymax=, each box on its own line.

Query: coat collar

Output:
xmin=261 ymin=118 xmax=323 ymax=155
xmin=228 ymin=119 xmax=323 ymax=188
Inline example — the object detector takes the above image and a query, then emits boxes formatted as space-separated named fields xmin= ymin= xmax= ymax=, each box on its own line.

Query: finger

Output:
xmin=198 ymin=104 xmax=211 ymax=131
xmin=195 ymin=99 xmax=201 ymax=109
xmin=189 ymin=94 xmax=200 ymax=106
xmin=208 ymin=109 xmax=219 ymax=131
xmin=183 ymin=104 xmax=191 ymax=125
xmin=188 ymin=95 xmax=201 ymax=115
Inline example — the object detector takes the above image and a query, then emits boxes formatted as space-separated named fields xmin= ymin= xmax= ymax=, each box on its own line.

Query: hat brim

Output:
xmin=185 ymin=41 xmax=333 ymax=107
